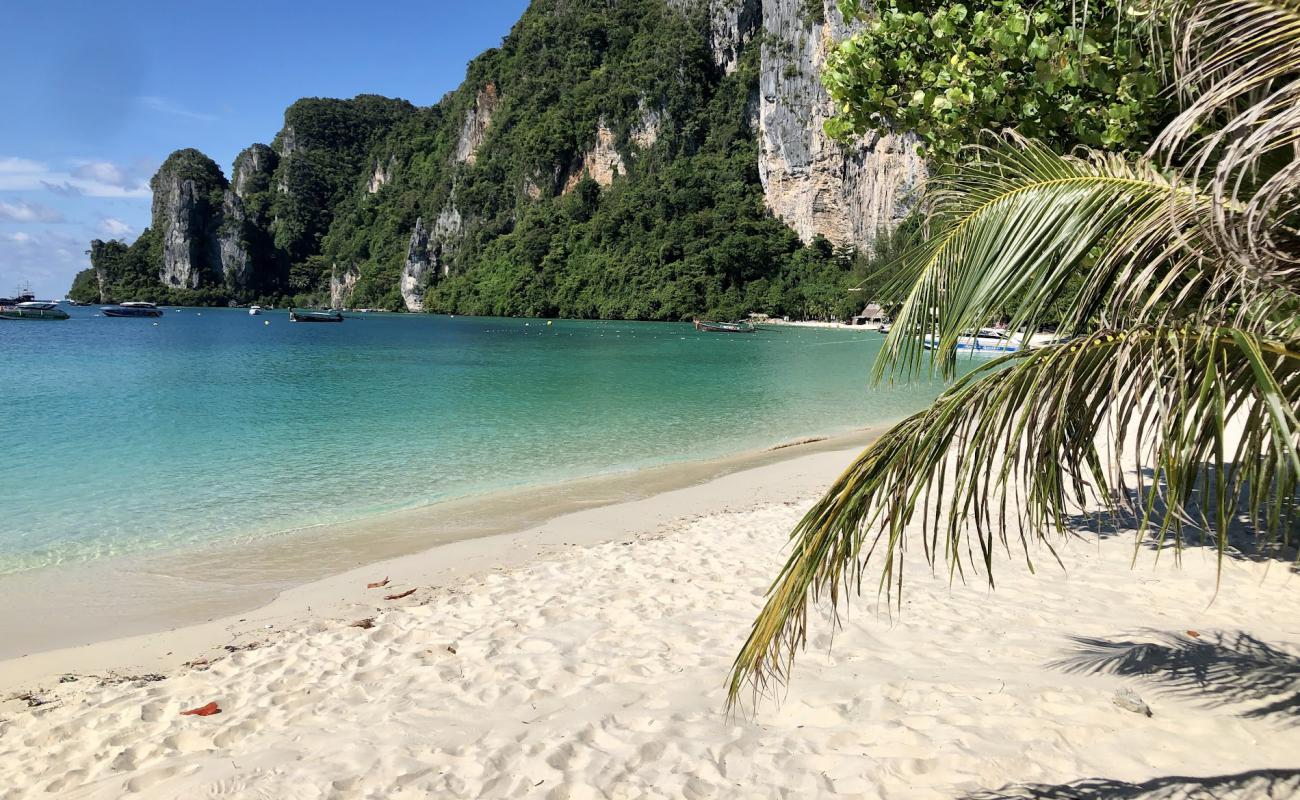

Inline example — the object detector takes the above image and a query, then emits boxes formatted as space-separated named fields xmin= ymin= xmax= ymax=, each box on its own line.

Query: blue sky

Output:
xmin=0 ymin=0 xmax=530 ymax=298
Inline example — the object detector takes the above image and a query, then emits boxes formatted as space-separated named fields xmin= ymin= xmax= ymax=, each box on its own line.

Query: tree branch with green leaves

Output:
xmin=823 ymin=1 xmax=1175 ymax=159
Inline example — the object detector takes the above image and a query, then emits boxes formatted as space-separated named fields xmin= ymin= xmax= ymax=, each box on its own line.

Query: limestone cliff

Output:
xmin=757 ymin=0 xmax=925 ymax=249
xmin=330 ymin=263 xmax=361 ymax=308
xmin=630 ymin=101 xmax=664 ymax=149
xmin=670 ymin=0 xmax=762 ymax=74
xmin=150 ymin=149 xmax=226 ymax=289
xmin=218 ymin=191 xmax=251 ymax=291
xmin=367 ymin=155 xmax=397 ymax=194
xmin=400 ymin=202 xmax=464 ymax=311
xmin=562 ymin=121 xmax=626 ymax=193
xmin=669 ymin=0 xmax=924 ymax=250
xmin=455 ymin=83 xmax=499 ymax=165
xmin=400 ymin=217 xmax=433 ymax=311
xmin=232 ymin=144 xmax=277 ymax=199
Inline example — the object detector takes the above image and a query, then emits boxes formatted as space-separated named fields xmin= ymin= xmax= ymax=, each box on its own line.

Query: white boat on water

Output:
xmin=249 ymin=305 xmax=263 ymax=316
xmin=922 ymin=328 xmax=1072 ymax=356
xmin=923 ymin=328 xmax=1023 ymax=356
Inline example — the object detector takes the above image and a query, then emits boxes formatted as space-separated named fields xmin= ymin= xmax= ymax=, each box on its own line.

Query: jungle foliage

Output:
xmin=71 ymin=0 xmax=1179 ymax=318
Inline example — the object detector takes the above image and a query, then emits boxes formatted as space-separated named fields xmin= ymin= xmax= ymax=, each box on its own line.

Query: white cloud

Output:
xmin=0 ymin=200 xmax=65 ymax=223
xmin=7 ymin=231 xmax=33 ymax=243
xmin=137 ymin=95 xmax=217 ymax=122
xmin=72 ymin=161 xmax=131 ymax=187
xmin=0 ymin=157 xmax=45 ymax=175
xmin=97 ymin=217 xmax=133 ymax=237
xmin=0 ymin=156 xmax=150 ymax=198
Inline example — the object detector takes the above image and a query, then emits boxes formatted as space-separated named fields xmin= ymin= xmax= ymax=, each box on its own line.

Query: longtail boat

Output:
xmin=693 ymin=319 xmax=756 ymax=333
xmin=290 ymin=308 xmax=344 ymax=323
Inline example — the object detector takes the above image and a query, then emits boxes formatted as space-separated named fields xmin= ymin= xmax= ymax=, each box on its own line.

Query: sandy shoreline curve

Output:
xmin=0 ymin=429 xmax=881 ymax=691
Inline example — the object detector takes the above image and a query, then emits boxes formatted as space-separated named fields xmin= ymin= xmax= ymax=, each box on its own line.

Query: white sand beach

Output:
xmin=2 ymin=444 xmax=1298 ymax=799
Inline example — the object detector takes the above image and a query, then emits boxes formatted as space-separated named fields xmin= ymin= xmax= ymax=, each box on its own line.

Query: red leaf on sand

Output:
xmin=367 ymin=577 xmax=390 ymax=589
xmin=1187 ymin=630 xmax=1201 ymax=638
xmin=384 ymin=588 xmax=416 ymax=600
xmin=181 ymin=701 xmax=222 ymax=717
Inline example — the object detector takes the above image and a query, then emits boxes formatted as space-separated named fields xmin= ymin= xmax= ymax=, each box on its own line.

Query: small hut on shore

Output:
xmin=852 ymin=302 xmax=887 ymax=326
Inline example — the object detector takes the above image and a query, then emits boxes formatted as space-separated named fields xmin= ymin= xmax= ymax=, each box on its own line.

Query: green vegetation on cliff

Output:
xmin=317 ymin=1 xmax=863 ymax=319
xmin=71 ymin=0 xmax=1178 ymax=319
xmin=274 ymin=96 xmax=417 ymax=267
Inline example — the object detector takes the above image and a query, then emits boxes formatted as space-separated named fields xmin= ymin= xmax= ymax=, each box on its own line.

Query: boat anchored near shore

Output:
xmin=289 ymin=307 xmax=344 ymax=323
xmin=102 ymin=302 xmax=163 ymax=318
xmin=0 ymin=301 xmax=70 ymax=321
xmin=693 ymin=319 xmax=756 ymax=333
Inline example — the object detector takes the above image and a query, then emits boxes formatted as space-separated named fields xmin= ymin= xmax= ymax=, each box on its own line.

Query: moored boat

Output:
xmin=0 ymin=301 xmax=70 ymax=320
xmin=693 ymin=319 xmax=756 ymax=333
xmin=922 ymin=328 xmax=1022 ymax=356
xmin=289 ymin=307 xmax=344 ymax=323
xmin=0 ymin=283 xmax=35 ymax=306
xmin=102 ymin=301 xmax=164 ymax=318
xmin=249 ymin=305 xmax=263 ymax=316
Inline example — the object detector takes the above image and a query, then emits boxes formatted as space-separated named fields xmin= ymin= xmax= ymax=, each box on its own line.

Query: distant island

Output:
xmin=68 ymin=0 xmax=924 ymax=321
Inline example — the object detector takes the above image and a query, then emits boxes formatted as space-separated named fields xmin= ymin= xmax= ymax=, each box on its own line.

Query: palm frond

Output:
xmin=728 ymin=327 xmax=1300 ymax=709
xmin=1152 ymin=0 xmax=1300 ymax=286
xmin=875 ymin=134 xmax=1232 ymax=379
xmin=1156 ymin=0 xmax=1300 ymax=143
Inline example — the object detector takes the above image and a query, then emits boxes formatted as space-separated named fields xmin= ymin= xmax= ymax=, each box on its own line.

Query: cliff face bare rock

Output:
xmin=218 ymin=191 xmax=251 ymax=291
xmin=455 ymin=83 xmax=500 ymax=165
xmin=757 ymin=0 xmax=925 ymax=248
xmin=151 ymin=149 xmax=227 ymax=289
xmin=433 ymin=203 xmax=464 ymax=274
xmin=400 ymin=202 xmax=465 ymax=310
xmin=330 ymin=263 xmax=361 ymax=308
xmin=367 ymin=155 xmax=397 ymax=194
xmin=631 ymin=101 xmax=664 ymax=149
xmin=232 ymin=144 xmax=277 ymax=199
xmin=563 ymin=121 xmax=626 ymax=193
xmin=667 ymin=0 xmax=923 ymax=250
xmin=400 ymin=217 xmax=433 ymax=311
xmin=670 ymin=0 xmax=762 ymax=73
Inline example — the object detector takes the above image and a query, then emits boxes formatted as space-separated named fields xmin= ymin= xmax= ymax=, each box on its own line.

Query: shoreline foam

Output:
xmin=0 ymin=429 xmax=882 ymax=687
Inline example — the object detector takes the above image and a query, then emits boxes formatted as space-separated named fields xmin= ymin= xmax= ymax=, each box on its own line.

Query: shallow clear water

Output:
xmin=0 ymin=308 xmax=948 ymax=574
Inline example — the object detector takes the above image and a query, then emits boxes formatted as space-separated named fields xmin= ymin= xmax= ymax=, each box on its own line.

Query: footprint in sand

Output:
xmin=125 ymin=764 xmax=183 ymax=793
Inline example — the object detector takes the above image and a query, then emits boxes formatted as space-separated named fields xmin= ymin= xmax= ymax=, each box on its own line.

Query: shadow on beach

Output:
xmin=1047 ymin=629 xmax=1300 ymax=725
xmin=960 ymin=631 xmax=1300 ymax=797
xmin=1061 ymin=465 xmax=1298 ymax=568
xmin=960 ymin=768 xmax=1300 ymax=799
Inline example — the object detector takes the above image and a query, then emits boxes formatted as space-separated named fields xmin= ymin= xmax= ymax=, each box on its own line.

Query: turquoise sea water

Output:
xmin=0 ymin=308 xmax=949 ymax=575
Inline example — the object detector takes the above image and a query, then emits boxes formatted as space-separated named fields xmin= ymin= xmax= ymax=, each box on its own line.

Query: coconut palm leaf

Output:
xmin=1153 ymin=0 xmax=1300 ymax=284
xmin=728 ymin=327 xmax=1300 ymax=707
xmin=875 ymin=134 xmax=1246 ymax=380
xmin=1159 ymin=0 xmax=1300 ymax=121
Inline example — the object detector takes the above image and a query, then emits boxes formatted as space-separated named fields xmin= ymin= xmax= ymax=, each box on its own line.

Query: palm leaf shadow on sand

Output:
xmin=1063 ymin=467 xmax=1299 ymax=568
xmin=1049 ymin=630 xmax=1300 ymax=724
xmin=960 ymin=768 xmax=1300 ymax=799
